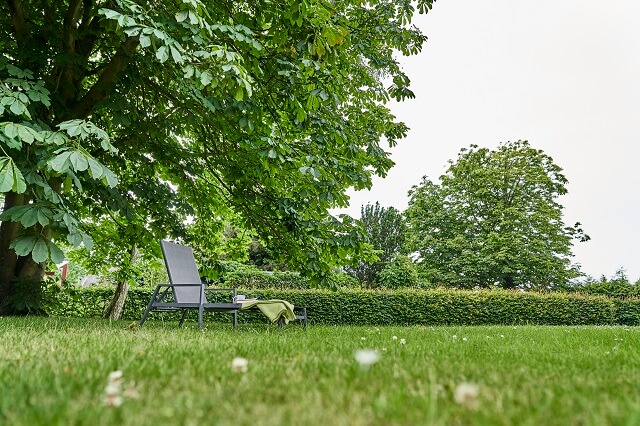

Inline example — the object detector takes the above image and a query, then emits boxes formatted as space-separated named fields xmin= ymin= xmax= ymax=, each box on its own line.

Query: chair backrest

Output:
xmin=160 ymin=240 xmax=206 ymax=304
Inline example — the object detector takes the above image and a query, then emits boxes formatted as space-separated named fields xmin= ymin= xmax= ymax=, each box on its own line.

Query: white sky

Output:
xmin=342 ymin=0 xmax=640 ymax=281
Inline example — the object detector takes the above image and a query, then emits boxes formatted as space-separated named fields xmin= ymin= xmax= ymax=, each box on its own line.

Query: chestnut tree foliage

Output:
xmin=405 ymin=141 xmax=589 ymax=290
xmin=0 ymin=0 xmax=435 ymax=312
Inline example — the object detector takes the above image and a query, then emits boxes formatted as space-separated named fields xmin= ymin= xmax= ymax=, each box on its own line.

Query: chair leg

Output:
xmin=178 ymin=309 xmax=188 ymax=327
xmin=139 ymin=301 xmax=154 ymax=327
xmin=198 ymin=305 xmax=204 ymax=330
xmin=278 ymin=316 xmax=285 ymax=330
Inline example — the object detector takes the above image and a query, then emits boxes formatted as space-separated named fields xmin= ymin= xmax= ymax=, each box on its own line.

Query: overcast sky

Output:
xmin=342 ymin=0 xmax=640 ymax=281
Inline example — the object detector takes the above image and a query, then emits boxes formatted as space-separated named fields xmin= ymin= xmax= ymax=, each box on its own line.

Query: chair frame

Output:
xmin=138 ymin=240 xmax=242 ymax=329
xmin=139 ymin=284 xmax=241 ymax=329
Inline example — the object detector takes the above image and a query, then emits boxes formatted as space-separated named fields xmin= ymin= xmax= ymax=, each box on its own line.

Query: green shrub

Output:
xmin=568 ymin=269 xmax=640 ymax=299
xmin=47 ymin=286 xmax=640 ymax=326
xmin=377 ymin=255 xmax=419 ymax=288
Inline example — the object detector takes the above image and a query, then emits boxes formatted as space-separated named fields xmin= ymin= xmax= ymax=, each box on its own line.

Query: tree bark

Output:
xmin=0 ymin=192 xmax=24 ymax=314
xmin=102 ymin=246 xmax=138 ymax=320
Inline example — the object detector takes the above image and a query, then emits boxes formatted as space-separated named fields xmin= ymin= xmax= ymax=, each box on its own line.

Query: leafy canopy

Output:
xmin=0 ymin=0 xmax=436 ymax=284
xmin=405 ymin=140 xmax=588 ymax=289
xmin=345 ymin=202 xmax=407 ymax=286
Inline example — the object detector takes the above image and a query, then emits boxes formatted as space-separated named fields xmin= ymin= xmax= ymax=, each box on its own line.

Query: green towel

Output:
xmin=240 ymin=299 xmax=296 ymax=324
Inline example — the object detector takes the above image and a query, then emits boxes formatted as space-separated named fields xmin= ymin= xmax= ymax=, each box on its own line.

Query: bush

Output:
xmin=47 ymin=286 xmax=640 ymax=326
xmin=568 ymin=269 xmax=640 ymax=299
xmin=377 ymin=255 xmax=419 ymax=289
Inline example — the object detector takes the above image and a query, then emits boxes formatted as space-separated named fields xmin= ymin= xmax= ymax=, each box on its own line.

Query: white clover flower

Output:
xmin=452 ymin=335 xmax=457 ymax=340
xmin=354 ymin=349 xmax=380 ymax=369
xmin=231 ymin=357 xmax=248 ymax=373
xmin=462 ymin=337 xmax=467 ymax=342
xmin=104 ymin=371 xmax=124 ymax=407
xmin=454 ymin=382 xmax=479 ymax=409
xmin=399 ymin=338 xmax=406 ymax=345
xmin=108 ymin=370 xmax=123 ymax=382
xmin=392 ymin=336 xmax=398 ymax=340
xmin=104 ymin=394 xmax=123 ymax=407
xmin=104 ymin=383 xmax=120 ymax=396
xmin=500 ymin=335 xmax=505 ymax=338
xmin=361 ymin=337 xmax=366 ymax=341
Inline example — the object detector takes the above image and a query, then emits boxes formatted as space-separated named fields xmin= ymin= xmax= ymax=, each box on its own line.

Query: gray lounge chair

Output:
xmin=139 ymin=240 xmax=241 ymax=329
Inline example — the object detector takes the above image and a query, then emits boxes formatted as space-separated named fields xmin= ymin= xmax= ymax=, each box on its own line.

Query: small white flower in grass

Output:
xmin=399 ymin=338 xmax=406 ymax=345
xmin=231 ymin=357 xmax=248 ymax=373
xmin=105 ymin=383 xmax=120 ymax=396
xmin=500 ymin=335 xmax=505 ymax=338
xmin=108 ymin=370 xmax=123 ymax=382
xmin=452 ymin=335 xmax=457 ymax=340
xmin=462 ymin=337 xmax=467 ymax=342
xmin=454 ymin=382 xmax=480 ymax=410
xmin=392 ymin=336 xmax=398 ymax=340
xmin=354 ymin=349 xmax=380 ymax=369
xmin=104 ymin=370 xmax=123 ymax=407
xmin=104 ymin=394 xmax=123 ymax=407
xmin=361 ymin=337 xmax=366 ymax=341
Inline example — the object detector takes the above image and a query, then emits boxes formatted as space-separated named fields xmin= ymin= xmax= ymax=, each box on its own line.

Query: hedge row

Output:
xmin=48 ymin=287 xmax=640 ymax=326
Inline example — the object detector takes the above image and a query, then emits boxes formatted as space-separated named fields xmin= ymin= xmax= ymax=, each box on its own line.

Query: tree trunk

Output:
xmin=0 ymin=192 xmax=24 ymax=314
xmin=503 ymin=274 xmax=515 ymax=289
xmin=102 ymin=246 xmax=138 ymax=320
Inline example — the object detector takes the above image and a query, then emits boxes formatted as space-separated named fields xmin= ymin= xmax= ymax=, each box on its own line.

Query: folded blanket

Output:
xmin=239 ymin=299 xmax=296 ymax=324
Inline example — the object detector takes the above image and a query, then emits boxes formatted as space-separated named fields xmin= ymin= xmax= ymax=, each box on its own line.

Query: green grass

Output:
xmin=1 ymin=317 xmax=639 ymax=425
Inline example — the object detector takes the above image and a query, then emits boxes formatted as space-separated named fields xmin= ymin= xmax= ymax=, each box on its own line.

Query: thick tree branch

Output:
xmin=6 ymin=0 xmax=28 ymax=45
xmin=71 ymin=36 xmax=140 ymax=118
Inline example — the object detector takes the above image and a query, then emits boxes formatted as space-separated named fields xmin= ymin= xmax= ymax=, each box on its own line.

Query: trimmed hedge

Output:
xmin=47 ymin=287 xmax=640 ymax=326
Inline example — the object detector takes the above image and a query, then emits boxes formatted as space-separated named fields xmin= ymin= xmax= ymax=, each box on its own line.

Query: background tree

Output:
xmin=405 ymin=140 xmax=589 ymax=290
xmin=345 ymin=202 xmax=407 ymax=286
xmin=0 ymin=0 xmax=436 ymax=313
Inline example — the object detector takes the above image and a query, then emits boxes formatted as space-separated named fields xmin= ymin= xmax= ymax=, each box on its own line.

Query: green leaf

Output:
xmin=170 ymin=46 xmax=183 ymax=63
xmin=9 ymin=100 xmax=25 ymax=116
xmin=140 ymin=35 xmax=151 ymax=48
xmin=156 ymin=46 xmax=169 ymax=63
xmin=67 ymin=232 xmax=83 ymax=246
xmin=17 ymin=124 xmax=35 ymax=144
xmin=200 ymin=71 xmax=213 ymax=86
xmin=69 ymin=151 xmax=89 ymax=172
xmin=37 ymin=208 xmax=51 ymax=226
xmin=175 ymin=10 xmax=189 ymax=22
xmin=87 ymin=157 xmax=104 ymax=179
xmin=0 ymin=157 xmax=26 ymax=193
xmin=11 ymin=236 xmax=37 ymax=256
xmin=102 ymin=168 xmax=118 ymax=188
xmin=32 ymin=239 xmax=49 ymax=263
xmin=4 ymin=122 xmax=19 ymax=139
xmin=49 ymin=151 xmax=73 ymax=173
xmin=47 ymin=240 xmax=65 ymax=264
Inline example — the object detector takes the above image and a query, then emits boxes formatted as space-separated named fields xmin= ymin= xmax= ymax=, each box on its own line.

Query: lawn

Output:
xmin=1 ymin=317 xmax=639 ymax=425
